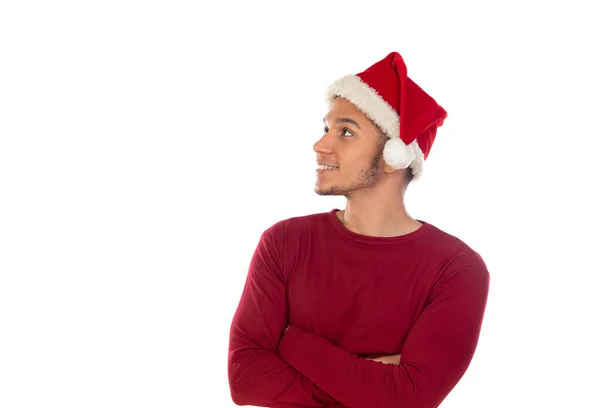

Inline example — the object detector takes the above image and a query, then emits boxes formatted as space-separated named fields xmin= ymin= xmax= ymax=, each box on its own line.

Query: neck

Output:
xmin=337 ymin=179 xmax=421 ymax=238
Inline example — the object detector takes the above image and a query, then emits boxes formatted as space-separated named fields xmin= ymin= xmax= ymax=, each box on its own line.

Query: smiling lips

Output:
xmin=317 ymin=164 xmax=338 ymax=170
xmin=317 ymin=164 xmax=338 ymax=175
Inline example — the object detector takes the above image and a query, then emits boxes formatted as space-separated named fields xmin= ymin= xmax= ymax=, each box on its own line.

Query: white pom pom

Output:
xmin=383 ymin=137 xmax=415 ymax=170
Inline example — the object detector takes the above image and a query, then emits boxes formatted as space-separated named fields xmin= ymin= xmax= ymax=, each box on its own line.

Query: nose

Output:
xmin=313 ymin=132 xmax=333 ymax=154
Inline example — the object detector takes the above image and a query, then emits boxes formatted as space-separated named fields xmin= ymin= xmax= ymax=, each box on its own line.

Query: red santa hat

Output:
xmin=326 ymin=51 xmax=448 ymax=180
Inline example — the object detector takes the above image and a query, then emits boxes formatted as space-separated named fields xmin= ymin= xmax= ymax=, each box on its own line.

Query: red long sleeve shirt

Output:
xmin=228 ymin=209 xmax=490 ymax=408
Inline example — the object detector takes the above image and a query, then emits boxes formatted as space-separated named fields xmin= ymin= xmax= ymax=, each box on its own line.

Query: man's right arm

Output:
xmin=228 ymin=224 xmax=338 ymax=407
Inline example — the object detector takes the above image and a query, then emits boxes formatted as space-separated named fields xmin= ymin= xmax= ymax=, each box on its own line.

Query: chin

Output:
xmin=314 ymin=184 xmax=344 ymax=196
xmin=314 ymin=186 xmax=329 ymax=196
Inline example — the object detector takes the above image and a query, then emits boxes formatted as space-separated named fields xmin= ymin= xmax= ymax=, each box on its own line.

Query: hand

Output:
xmin=365 ymin=354 xmax=401 ymax=365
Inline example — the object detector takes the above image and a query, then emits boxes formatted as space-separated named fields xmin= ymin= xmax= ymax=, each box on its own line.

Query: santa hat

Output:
xmin=326 ymin=51 xmax=448 ymax=180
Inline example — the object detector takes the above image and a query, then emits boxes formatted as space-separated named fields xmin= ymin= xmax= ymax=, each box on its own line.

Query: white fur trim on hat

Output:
xmin=410 ymin=142 xmax=425 ymax=180
xmin=410 ymin=140 xmax=425 ymax=180
xmin=326 ymin=75 xmax=399 ymax=139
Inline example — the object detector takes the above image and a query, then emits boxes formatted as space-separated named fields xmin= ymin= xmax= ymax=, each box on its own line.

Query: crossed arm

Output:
xmin=227 ymin=230 xmax=338 ymax=408
xmin=228 ymin=228 xmax=489 ymax=408
xmin=289 ymin=325 xmax=402 ymax=365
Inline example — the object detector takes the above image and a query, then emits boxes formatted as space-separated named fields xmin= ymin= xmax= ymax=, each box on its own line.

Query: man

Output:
xmin=227 ymin=51 xmax=490 ymax=408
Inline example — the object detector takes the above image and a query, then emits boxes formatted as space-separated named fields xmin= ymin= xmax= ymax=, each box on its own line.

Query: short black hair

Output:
xmin=404 ymin=166 xmax=414 ymax=189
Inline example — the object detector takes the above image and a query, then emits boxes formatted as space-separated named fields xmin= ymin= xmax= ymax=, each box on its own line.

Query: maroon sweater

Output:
xmin=228 ymin=209 xmax=490 ymax=408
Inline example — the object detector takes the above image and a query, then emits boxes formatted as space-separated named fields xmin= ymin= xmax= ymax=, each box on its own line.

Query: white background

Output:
xmin=1 ymin=1 xmax=599 ymax=407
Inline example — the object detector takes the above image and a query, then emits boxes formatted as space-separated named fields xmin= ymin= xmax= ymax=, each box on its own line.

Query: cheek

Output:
xmin=343 ymin=153 xmax=375 ymax=170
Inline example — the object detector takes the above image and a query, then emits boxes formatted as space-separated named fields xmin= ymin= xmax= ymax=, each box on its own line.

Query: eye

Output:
xmin=323 ymin=126 xmax=329 ymax=134
xmin=342 ymin=128 xmax=354 ymax=137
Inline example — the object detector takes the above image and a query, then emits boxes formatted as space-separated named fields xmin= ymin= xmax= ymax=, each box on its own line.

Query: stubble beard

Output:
xmin=314 ymin=151 xmax=382 ymax=197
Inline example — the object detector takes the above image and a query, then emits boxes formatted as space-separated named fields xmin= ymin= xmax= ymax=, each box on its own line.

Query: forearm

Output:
xmin=228 ymin=343 xmax=337 ymax=407
xmin=278 ymin=327 xmax=421 ymax=408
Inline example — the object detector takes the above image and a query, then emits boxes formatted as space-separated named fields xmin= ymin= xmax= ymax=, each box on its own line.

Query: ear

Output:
xmin=382 ymin=161 xmax=406 ymax=175
xmin=383 ymin=162 xmax=396 ymax=174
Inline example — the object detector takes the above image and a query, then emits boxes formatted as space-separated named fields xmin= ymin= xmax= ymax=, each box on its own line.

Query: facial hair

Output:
xmin=315 ymin=149 xmax=383 ymax=196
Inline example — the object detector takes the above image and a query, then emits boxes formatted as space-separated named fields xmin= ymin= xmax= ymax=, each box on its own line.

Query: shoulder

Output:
xmin=256 ymin=211 xmax=330 ymax=276
xmin=417 ymin=225 xmax=491 ymax=308
xmin=423 ymin=222 xmax=490 ymax=278
xmin=262 ymin=210 xmax=330 ymax=239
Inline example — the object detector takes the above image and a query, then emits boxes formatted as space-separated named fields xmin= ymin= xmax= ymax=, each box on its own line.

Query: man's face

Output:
xmin=313 ymin=97 xmax=385 ymax=196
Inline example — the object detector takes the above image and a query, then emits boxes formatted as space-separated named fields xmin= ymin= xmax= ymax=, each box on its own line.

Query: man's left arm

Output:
xmin=278 ymin=252 xmax=490 ymax=408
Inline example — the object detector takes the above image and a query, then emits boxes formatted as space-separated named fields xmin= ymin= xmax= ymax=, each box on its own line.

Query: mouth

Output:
xmin=316 ymin=164 xmax=338 ymax=174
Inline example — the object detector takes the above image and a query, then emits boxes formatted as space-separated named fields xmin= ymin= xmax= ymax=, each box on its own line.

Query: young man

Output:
xmin=227 ymin=51 xmax=490 ymax=408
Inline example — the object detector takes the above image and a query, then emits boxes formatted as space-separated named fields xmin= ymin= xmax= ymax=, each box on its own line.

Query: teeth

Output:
xmin=318 ymin=165 xmax=338 ymax=170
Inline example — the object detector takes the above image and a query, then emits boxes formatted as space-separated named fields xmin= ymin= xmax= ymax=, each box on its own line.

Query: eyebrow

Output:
xmin=323 ymin=117 xmax=362 ymax=130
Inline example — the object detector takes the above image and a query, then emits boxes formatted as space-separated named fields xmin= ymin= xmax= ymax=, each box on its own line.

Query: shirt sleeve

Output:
xmin=228 ymin=224 xmax=338 ymax=407
xmin=277 ymin=250 xmax=490 ymax=408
